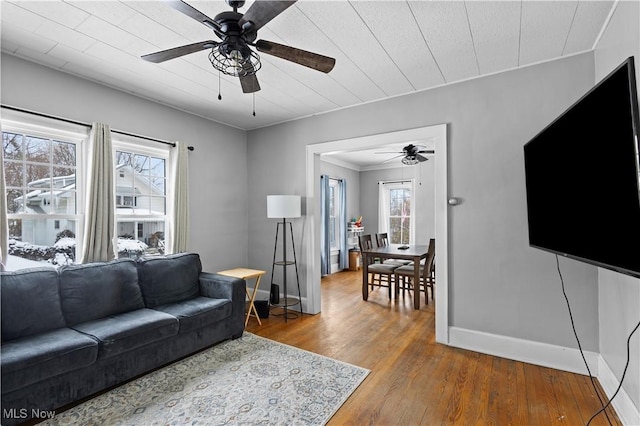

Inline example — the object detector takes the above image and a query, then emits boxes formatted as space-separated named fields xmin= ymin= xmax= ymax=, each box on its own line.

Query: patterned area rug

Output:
xmin=43 ymin=333 xmax=369 ymax=425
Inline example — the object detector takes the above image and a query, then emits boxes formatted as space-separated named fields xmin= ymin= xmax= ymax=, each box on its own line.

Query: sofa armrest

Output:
xmin=199 ymin=273 xmax=246 ymax=337
xmin=199 ymin=272 xmax=245 ymax=301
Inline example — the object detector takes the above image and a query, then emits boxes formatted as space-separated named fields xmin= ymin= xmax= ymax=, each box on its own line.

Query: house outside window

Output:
xmin=2 ymin=123 xmax=85 ymax=269
xmin=113 ymin=141 xmax=168 ymax=259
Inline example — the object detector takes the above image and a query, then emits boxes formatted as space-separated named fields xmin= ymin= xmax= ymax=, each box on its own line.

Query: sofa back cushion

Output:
xmin=59 ymin=258 xmax=144 ymax=325
xmin=137 ymin=253 xmax=202 ymax=307
xmin=1 ymin=268 xmax=66 ymax=341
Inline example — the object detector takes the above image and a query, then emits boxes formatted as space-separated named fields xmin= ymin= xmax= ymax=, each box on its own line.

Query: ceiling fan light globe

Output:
xmin=401 ymin=156 xmax=420 ymax=166
xmin=209 ymin=47 xmax=261 ymax=77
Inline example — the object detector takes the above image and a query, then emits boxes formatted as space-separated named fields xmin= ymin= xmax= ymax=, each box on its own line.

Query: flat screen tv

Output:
xmin=524 ymin=56 xmax=640 ymax=278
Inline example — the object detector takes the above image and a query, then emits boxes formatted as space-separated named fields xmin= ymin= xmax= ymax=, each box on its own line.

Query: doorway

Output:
xmin=304 ymin=125 xmax=449 ymax=344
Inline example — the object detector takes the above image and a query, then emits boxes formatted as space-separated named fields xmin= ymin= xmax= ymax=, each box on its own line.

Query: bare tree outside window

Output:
xmin=3 ymin=131 xmax=79 ymax=269
xmin=115 ymin=149 xmax=167 ymax=259
xmin=388 ymin=188 xmax=411 ymax=245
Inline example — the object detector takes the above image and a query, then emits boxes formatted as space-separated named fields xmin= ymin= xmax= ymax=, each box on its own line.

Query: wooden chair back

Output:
xmin=376 ymin=233 xmax=390 ymax=247
xmin=359 ymin=234 xmax=380 ymax=266
xmin=422 ymin=238 xmax=435 ymax=278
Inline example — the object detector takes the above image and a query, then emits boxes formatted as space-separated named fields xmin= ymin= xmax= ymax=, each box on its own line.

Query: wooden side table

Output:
xmin=217 ymin=268 xmax=266 ymax=327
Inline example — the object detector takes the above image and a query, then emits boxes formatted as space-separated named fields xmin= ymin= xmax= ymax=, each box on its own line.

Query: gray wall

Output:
xmin=594 ymin=0 xmax=640 ymax=410
xmin=359 ymin=163 xmax=435 ymax=245
xmin=247 ymin=52 xmax=600 ymax=350
xmin=1 ymin=54 xmax=249 ymax=273
xmin=319 ymin=160 xmax=360 ymax=223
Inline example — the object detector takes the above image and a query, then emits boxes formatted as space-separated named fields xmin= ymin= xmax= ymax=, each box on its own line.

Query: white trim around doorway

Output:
xmin=305 ymin=124 xmax=449 ymax=344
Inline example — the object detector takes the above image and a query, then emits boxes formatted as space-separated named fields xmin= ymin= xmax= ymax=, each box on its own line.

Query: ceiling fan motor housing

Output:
xmin=226 ymin=0 xmax=246 ymax=9
xmin=213 ymin=11 xmax=257 ymax=43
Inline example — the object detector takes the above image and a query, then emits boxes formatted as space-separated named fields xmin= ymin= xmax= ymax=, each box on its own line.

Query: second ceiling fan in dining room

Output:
xmin=376 ymin=144 xmax=435 ymax=165
xmin=141 ymin=0 xmax=336 ymax=94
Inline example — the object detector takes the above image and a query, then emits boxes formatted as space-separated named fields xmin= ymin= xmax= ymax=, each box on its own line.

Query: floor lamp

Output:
xmin=267 ymin=195 xmax=302 ymax=321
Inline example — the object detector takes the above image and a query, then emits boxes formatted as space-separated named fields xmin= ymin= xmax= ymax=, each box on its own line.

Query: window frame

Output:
xmin=382 ymin=180 xmax=416 ymax=245
xmin=328 ymin=178 xmax=341 ymax=250
xmin=111 ymin=135 xmax=170 ymax=259
xmin=2 ymin=115 xmax=88 ymax=269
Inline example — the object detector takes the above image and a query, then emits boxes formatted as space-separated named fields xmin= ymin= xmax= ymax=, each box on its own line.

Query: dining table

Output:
xmin=360 ymin=244 xmax=430 ymax=310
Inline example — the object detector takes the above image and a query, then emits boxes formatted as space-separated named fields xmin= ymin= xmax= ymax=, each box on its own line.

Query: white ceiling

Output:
xmin=1 ymin=0 xmax=614 ymax=138
xmin=322 ymin=139 xmax=437 ymax=170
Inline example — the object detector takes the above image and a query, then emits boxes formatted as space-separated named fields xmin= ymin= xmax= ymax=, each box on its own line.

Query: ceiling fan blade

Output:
xmin=375 ymin=151 xmax=403 ymax=154
xmin=240 ymin=74 xmax=261 ymax=93
xmin=417 ymin=150 xmax=435 ymax=154
xmin=239 ymin=1 xmax=297 ymax=32
xmin=382 ymin=154 xmax=404 ymax=164
xmin=164 ymin=0 xmax=220 ymax=31
xmin=255 ymin=40 xmax=335 ymax=73
xmin=416 ymin=154 xmax=429 ymax=162
xmin=141 ymin=40 xmax=217 ymax=63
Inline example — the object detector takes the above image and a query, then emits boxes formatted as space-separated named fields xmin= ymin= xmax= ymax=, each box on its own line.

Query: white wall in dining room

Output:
xmin=358 ymin=163 xmax=435 ymax=245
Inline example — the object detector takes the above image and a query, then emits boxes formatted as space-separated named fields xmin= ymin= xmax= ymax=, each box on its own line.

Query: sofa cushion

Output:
xmin=59 ymin=258 xmax=144 ymax=326
xmin=153 ymin=297 xmax=232 ymax=333
xmin=137 ymin=253 xmax=202 ymax=308
xmin=1 ymin=267 xmax=66 ymax=342
xmin=0 ymin=327 xmax=98 ymax=393
xmin=71 ymin=308 xmax=179 ymax=359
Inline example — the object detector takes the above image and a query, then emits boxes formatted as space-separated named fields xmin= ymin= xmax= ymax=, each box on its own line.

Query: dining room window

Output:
xmin=329 ymin=178 xmax=340 ymax=249
xmin=378 ymin=180 xmax=415 ymax=245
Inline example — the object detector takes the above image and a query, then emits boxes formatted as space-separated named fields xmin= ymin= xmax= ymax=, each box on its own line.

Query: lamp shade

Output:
xmin=267 ymin=195 xmax=301 ymax=218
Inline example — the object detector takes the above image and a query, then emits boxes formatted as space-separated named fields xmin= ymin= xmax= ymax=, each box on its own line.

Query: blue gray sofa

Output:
xmin=0 ymin=252 xmax=245 ymax=425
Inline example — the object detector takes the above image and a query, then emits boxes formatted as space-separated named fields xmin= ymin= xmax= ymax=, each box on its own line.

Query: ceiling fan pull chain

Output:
xmin=252 ymin=93 xmax=256 ymax=117
xmin=218 ymin=70 xmax=222 ymax=101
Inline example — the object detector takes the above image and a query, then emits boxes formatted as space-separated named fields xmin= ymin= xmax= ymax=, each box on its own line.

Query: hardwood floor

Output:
xmin=246 ymin=269 xmax=621 ymax=426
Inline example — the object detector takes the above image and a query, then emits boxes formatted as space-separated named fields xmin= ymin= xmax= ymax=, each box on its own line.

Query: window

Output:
xmin=389 ymin=186 xmax=411 ymax=244
xmin=379 ymin=180 xmax=415 ymax=245
xmin=113 ymin=142 xmax=168 ymax=259
xmin=329 ymin=179 xmax=340 ymax=249
xmin=3 ymin=125 xmax=84 ymax=270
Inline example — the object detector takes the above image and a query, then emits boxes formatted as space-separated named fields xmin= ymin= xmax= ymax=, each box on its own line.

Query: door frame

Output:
xmin=304 ymin=124 xmax=449 ymax=344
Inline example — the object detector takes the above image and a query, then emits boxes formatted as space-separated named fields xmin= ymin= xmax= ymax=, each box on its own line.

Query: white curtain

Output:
xmin=0 ymin=122 xmax=8 ymax=271
xmin=169 ymin=141 xmax=189 ymax=253
xmin=378 ymin=181 xmax=390 ymax=235
xmin=81 ymin=123 xmax=115 ymax=263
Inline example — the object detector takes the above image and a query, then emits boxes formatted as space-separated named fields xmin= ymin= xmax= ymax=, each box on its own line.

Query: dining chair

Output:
xmin=394 ymin=238 xmax=435 ymax=304
xmin=358 ymin=234 xmax=398 ymax=298
xmin=375 ymin=233 xmax=411 ymax=266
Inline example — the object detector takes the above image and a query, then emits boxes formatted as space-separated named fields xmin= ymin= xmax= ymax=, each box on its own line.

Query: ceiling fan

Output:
xmin=376 ymin=144 xmax=435 ymax=165
xmin=141 ymin=0 xmax=336 ymax=94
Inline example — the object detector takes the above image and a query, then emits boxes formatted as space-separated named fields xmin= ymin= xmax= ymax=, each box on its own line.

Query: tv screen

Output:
xmin=524 ymin=56 xmax=640 ymax=278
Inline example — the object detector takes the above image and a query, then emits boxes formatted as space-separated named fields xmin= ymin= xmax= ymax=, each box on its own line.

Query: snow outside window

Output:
xmin=113 ymin=139 xmax=169 ymax=260
xmin=2 ymin=122 xmax=86 ymax=270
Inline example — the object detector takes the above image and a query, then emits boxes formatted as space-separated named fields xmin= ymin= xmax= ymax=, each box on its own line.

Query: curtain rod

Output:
xmin=1 ymin=104 xmax=194 ymax=151
xmin=379 ymin=179 xmax=412 ymax=185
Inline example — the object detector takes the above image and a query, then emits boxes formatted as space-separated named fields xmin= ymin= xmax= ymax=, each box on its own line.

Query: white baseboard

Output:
xmin=597 ymin=356 xmax=640 ymax=425
xmin=448 ymin=326 xmax=599 ymax=375
xmin=449 ymin=326 xmax=640 ymax=425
